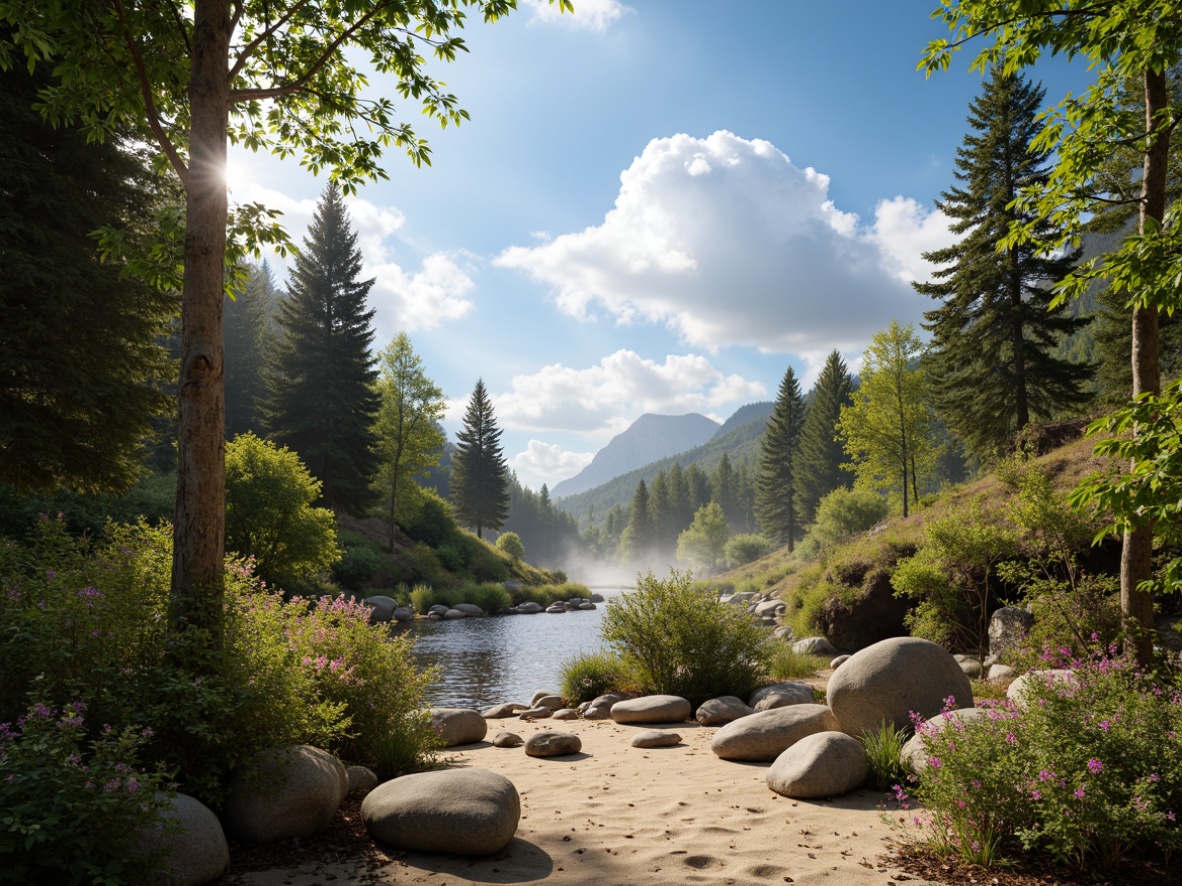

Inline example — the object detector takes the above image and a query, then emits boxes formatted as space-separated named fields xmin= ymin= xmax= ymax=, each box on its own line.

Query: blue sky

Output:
xmin=225 ymin=0 xmax=1088 ymax=492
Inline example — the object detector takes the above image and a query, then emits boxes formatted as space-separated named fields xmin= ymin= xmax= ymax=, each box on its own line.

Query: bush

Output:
xmin=332 ymin=535 xmax=382 ymax=590
xmin=767 ymin=645 xmax=828 ymax=680
xmin=510 ymin=581 xmax=591 ymax=607
xmin=806 ymin=486 xmax=889 ymax=549
xmin=601 ymin=570 xmax=772 ymax=705
xmin=907 ymin=645 xmax=1182 ymax=870
xmin=559 ymin=651 xmax=633 ymax=704
xmin=224 ymin=433 xmax=340 ymax=586
xmin=725 ymin=534 xmax=772 ymax=568
xmin=495 ymin=531 xmax=525 ymax=561
xmin=861 ymin=720 xmax=912 ymax=792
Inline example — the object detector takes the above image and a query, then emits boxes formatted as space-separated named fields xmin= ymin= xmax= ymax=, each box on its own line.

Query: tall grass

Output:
xmin=559 ymin=651 xmax=633 ymax=704
xmin=767 ymin=644 xmax=828 ymax=680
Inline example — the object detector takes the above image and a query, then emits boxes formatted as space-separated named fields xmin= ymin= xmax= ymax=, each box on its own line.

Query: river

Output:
xmin=394 ymin=587 xmax=628 ymax=709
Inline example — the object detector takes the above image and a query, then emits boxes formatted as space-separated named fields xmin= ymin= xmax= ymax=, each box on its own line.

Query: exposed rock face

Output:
xmin=630 ymin=730 xmax=682 ymax=748
xmin=826 ymin=637 xmax=973 ymax=737
xmin=222 ymin=746 xmax=348 ymax=845
xmin=792 ymin=637 xmax=839 ymax=657
xmin=988 ymin=606 xmax=1033 ymax=662
xmin=362 ymin=768 xmax=520 ymax=855
xmin=610 ymin=695 xmax=691 ymax=724
xmin=139 ymin=792 xmax=229 ymax=886
xmin=900 ymin=707 xmax=989 ymax=773
xmin=765 ymin=732 xmax=869 ymax=799
xmin=815 ymin=560 xmax=915 ymax=650
xmin=695 ymin=696 xmax=755 ymax=726
xmin=748 ymin=682 xmax=813 ymax=712
xmin=524 ymin=731 xmax=583 ymax=757
xmin=710 ymin=705 xmax=840 ymax=762
xmin=431 ymin=708 xmax=489 ymax=746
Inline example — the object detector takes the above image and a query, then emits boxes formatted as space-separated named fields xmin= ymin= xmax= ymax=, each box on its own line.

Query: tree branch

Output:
xmin=935 ymin=2 xmax=1119 ymax=53
xmin=228 ymin=0 xmax=314 ymax=82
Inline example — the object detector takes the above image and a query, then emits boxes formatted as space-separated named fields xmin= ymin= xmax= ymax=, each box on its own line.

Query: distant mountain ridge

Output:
xmin=551 ymin=413 xmax=721 ymax=498
xmin=554 ymin=402 xmax=775 ymax=525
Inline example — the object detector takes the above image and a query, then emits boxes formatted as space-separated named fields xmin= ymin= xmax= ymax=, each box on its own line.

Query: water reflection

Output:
xmin=395 ymin=588 xmax=627 ymax=709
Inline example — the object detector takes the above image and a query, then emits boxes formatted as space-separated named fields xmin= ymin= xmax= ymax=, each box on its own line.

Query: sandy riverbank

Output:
xmin=220 ymin=716 xmax=932 ymax=886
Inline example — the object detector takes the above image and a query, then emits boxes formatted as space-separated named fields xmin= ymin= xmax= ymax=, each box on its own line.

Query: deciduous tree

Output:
xmin=677 ymin=502 xmax=730 ymax=574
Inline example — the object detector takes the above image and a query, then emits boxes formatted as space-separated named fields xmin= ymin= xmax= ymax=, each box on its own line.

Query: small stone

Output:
xmin=492 ymin=731 xmax=524 ymax=748
xmin=630 ymin=730 xmax=681 ymax=748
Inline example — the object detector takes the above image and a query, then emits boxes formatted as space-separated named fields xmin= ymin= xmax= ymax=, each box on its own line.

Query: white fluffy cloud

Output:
xmin=496 ymin=131 xmax=955 ymax=361
xmin=510 ymin=440 xmax=595 ymax=488
xmin=491 ymin=349 xmax=766 ymax=436
xmin=521 ymin=0 xmax=629 ymax=31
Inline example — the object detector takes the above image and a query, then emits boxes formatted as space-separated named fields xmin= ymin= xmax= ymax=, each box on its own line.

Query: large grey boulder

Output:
xmin=533 ymin=694 xmax=566 ymax=710
xmin=431 ymin=707 xmax=489 ymax=746
xmin=493 ymin=731 xmax=523 ymax=748
xmin=826 ymin=637 xmax=973 ymax=737
xmin=695 ymin=696 xmax=754 ymax=726
xmin=792 ymin=636 xmax=839 ymax=657
xmin=346 ymin=766 xmax=379 ymax=797
xmin=988 ymin=606 xmax=1033 ymax=662
xmin=900 ymin=707 xmax=989 ymax=773
xmin=611 ymin=695 xmax=691 ymax=724
xmin=482 ymin=702 xmax=527 ymax=719
xmin=710 ymin=704 xmax=840 ymax=762
xmin=766 ymin=732 xmax=869 ymax=799
xmin=362 ymin=768 xmax=520 ymax=855
xmin=140 ymin=792 xmax=229 ymax=886
xmin=749 ymin=682 xmax=814 ymax=712
xmin=393 ymin=607 xmax=414 ymax=622
xmin=222 ymin=746 xmax=348 ymax=845
xmin=531 ymin=689 xmax=560 ymax=706
xmin=755 ymin=599 xmax=786 ymax=618
xmin=365 ymin=595 xmax=399 ymax=624
xmin=517 ymin=601 xmax=544 ymax=614
xmin=524 ymin=730 xmax=582 ymax=757
xmin=454 ymin=603 xmax=484 ymax=616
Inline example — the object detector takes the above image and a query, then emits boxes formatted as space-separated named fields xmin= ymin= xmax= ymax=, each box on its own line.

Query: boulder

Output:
xmin=518 ymin=707 xmax=553 ymax=719
xmin=761 ymin=616 xmax=778 ymax=626
xmin=987 ymin=663 xmax=1016 ymax=682
xmin=524 ymin=730 xmax=582 ymax=757
xmin=517 ymin=602 xmax=544 ymax=614
xmin=610 ymin=695 xmax=691 ymax=724
xmin=552 ymin=708 xmax=579 ymax=720
xmin=755 ymin=599 xmax=786 ymax=618
xmin=362 ymin=768 xmax=519 ymax=856
xmin=631 ymin=730 xmax=682 ymax=748
xmin=958 ymin=658 xmax=983 ymax=679
xmin=589 ymin=593 xmax=605 ymax=603
xmin=710 ymin=704 xmax=840 ymax=762
xmin=139 ymin=792 xmax=229 ymax=886
xmin=988 ymin=606 xmax=1033 ymax=662
xmin=431 ymin=708 xmax=488 ymax=746
xmin=578 ymin=602 xmax=597 ymax=610
xmin=545 ymin=603 xmax=566 ymax=613
xmin=583 ymin=692 xmax=629 ymax=720
xmin=1006 ymin=669 xmax=1078 ymax=707
xmin=830 ymin=654 xmax=851 ymax=670
xmin=749 ymin=682 xmax=814 ymax=712
xmin=428 ymin=604 xmax=449 ymax=615
xmin=428 ymin=612 xmax=442 ymax=621
xmin=346 ymin=766 xmax=379 ymax=797
xmin=695 ymin=696 xmax=755 ymax=726
xmin=222 ymin=746 xmax=348 ymax=845
xmin=766 ymin=732 xmax=869 ymax=799
xmin=826 ymin=637 xmax=973 ymax=737
xmin=721 ymin=592 xmax=757 ymax=606
xmin=773 ymin=625 xmax=794 ymax=641
xmin=900 ymin=707 xmax=989 ymax=773
xmin=393 ymin=607 xmax=414 ymax=622
xmin=792 ymin=636 xmax=839 ymax=657
xmin=482 ymin=702 xmax=527 ymax=719
xmin=454 ymin=603 xmax=484 ymax=616
xmin=443 ymin=608 xmax=466 ymax=619
xmin=365 ymin=595 xmax=398 ymax=624
xmin=533 ymin=694 xmax=566 ymax=710
xmin=492 ymin=731 xmax=523 ymax=748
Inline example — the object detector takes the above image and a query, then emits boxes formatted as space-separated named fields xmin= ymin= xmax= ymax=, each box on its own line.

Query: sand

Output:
xmin=222 ymin=716 xmax=930 ymax=886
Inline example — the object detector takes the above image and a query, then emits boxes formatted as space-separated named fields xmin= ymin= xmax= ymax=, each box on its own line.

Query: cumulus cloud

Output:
xmin=521 ymin=0 xmax=629 ymax=31
xmin=510 ymin=440 xmax=595 ymax=488
xmin=491 ymin=349 xmax=766 ymax=436
xmin=496 ymin=131 xmax=956 ymax=361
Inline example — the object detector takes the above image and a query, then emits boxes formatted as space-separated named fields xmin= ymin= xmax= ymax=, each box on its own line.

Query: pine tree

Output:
xmin=711 ymin=453 xmax=740 ymax=528
xmin=619 ymin=478 xmax=654 ymax=563
xmin=793 ymin=351 xmax=854 ymax=526
xmin=917 ymin=70 xmax=1091 ymax=463
xmin=450 ymin=379 xmax=510 ymax=538
xmin=755 ymin=367 xmax=807 ymax=550
xmin=224 ymin=262 xmax=278 ymax=440
xmin=264 ymin=182 xmax=379 ymax=515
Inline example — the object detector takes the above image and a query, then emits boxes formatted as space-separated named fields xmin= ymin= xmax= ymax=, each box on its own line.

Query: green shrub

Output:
xmin=907 ymin=646 xmax=1182 ymax=870
xmin=400 ymin=488 xmax=458 ymax=547
xmin=559 ymin=651 xmax=633 ymax=704
xmin=332 ymin=536 xmax=382 ymax=590
xmin=806 ymin=486 xmax=889 ymax=549
xmin=0 ymin=700 xmax=172 ymax=886
xmin=495 ymin=531 xmax=525 ymax=560
xmin=409 ymin=583 xmax=435 ymax=614
xmin=510 ymin=581 xmax=591 ymax=607
xmin=435 ymin=542 xmax=467 ymax=572
xmin=449 ymin=582 xmax=511 ymax=613
xmin=725 ymin=534 xmax=772 ymax=568
xmin=601 ymin=570 xmax=772 ymax=705
xmin=861 ymin=720 xmax=912 ymax=792
xmin=767 ymin=645 xmax=828 ymax=680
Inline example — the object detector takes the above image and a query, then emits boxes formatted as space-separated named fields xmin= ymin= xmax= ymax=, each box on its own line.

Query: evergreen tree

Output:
xmin=711 ymin=453 xmax=740 ymax=529
xmin=649 ymin=470 xmax=677 ymax=557
xmin=917 ymin=70 xmax=1091 ymax=463
xmin=264 ymin=183 xmax=379 ymax=515
xmin=450 ymin=379 xmax=510 ymax=538
xmin=224 ymin=262 xmax=278 ymax=440
xmin=0 ymin=58 xmax=175 ymax=493
xmin=755 ymin=367 xmax=807 ymax=550
xmin=619 ymin=478 xmax=655 ymax=563
xmin=667 ymin=462 xmax=693 ymax=531
xmin=685 ymin=464 xmax=711 ymax=516
xmin=793 ymin=351 xmax=855 ymax=526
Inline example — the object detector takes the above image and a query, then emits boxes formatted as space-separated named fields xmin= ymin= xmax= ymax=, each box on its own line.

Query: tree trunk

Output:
xmin=1123 ymin=67 xmax=1169 ymax=666
xmin=170 ymin=0 xmax=230 ymax=650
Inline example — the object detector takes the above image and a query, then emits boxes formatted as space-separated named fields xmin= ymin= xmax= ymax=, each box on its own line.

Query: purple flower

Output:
xmin=1005 ymin=732 xmax=1016 ymax=745
xmin=103 ymin=778 xmax=120 ymax=793
xmin=1030 ymin=789 xmax=1042 ymax=800
xmin=126 ymin=777 xmax=139 ymax=793
xmin=1087 ymin=759 xmax=1103 ymax=774
xmin=1075 ymin=786 xmax=1085 ymax=799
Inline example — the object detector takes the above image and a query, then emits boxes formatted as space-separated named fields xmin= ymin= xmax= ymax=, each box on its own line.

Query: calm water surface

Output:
xmin=394 ymin=588 xmax=628 ymax=708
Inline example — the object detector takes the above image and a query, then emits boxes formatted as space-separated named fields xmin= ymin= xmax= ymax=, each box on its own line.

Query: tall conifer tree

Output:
xmin=917 ymin=70 xmax=1091 ymax=463
xmin=224 ymin=262 xmax=278 ymax=440
xmin=755 ymin=367 xmax=807 ymax=550
xmin=450 ymin=379 xmax=510 ymax=539
xmin=793 ymin=351 xmax=855 ymax=526
xmin=619 ymin=478 xmax=654 ymax=563
xmin=264 ymin=183 xmax=379 ymax=515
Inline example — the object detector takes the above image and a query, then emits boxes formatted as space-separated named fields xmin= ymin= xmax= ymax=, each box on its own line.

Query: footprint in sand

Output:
xmin=746 ymin=863 xmax=789 ymax=879
xmin=682 ymin=855 xmax=724 ymax=870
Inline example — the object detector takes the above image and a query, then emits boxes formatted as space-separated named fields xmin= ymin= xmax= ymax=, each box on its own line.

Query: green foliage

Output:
xmin=600 ymin=570 xmax=772 ymax=704
xmin=495 ymin=531 xmax=525 ymax=561
xmin=806 ymin=486 xmax=889 ymax=550
xmin=756 ymin=366 xmax=807 ymax=550
xmin=331 ymin=534 xmax=382 ymax=591
xmin=619 ymin=478 xmax=655 ymax=563
xmin=724 ymin=533 xmax=772 ymax=568
xmin=559 ymin=651 xmax=633 ymax=705
xmin=861 ymin=720 xmax=913 ymax=792
xmin=401 ymin=487 xmax=459 ymax=547
xmin=224 ymin=433 xmax=341 ymax=586
xmin=0 ymin=471 xmax=176 ymax=541
xmin=676 ymin=502 xmax=730 ymax=574
xmin=450 ymin=379 xmax=510 ymax=539
xmin=767 ymin=645 xmax=828 ymax=680
xmin=794 ymin=350 xmax=855 ymax=526
xmin=264 ymin=183 xmax=379 ymax=517
xmin=0 ymin=701 xmax=172 ymax=886
xmin=509 ymin=581 xmax=591 ymax=607
xmin=225 ymin=262 xmax=279 ymax=440
xmin=908 ymin=648 xmax=1182 ymax=870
